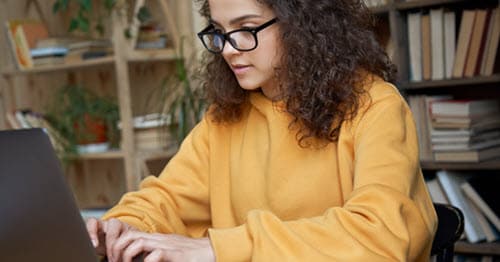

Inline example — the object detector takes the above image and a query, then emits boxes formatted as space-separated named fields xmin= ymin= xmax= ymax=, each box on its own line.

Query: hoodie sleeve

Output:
xmin=102 ymin=116 xmax=211 ymax=238
xmin=208 ymin=88 xmax=437 ymax=261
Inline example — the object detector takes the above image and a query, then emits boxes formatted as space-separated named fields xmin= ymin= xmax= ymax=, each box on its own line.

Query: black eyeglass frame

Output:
xmin=197 ymin=18 xmax=278 ymax=53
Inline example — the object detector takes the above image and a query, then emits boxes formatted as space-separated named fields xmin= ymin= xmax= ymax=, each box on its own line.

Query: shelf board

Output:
xmin=399 ymin=74 xmax=500 ymax=90
xmin=127 ymin=48 xmax=178 ymax=62
xmin=421 ymin=159 xmax=500 ymax=170
xmin=136 ymin=146 xmax=178 ymax=161
xmin=395 ymin=0 xmax=467 ymax=10
xmin=455 ymin=241 xmax=500 ymax=256
xmin=370 ymin=4 xmax=392 ymax=14
xmin=0 ymin=56 xmax=116 ymax=76
xmin=71 ymin=150 xmax=125 ymax=160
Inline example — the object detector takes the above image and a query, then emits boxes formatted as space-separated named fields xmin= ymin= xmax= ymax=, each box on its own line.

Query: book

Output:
xmin=32 ymin=56 xmax=65 ymax=66
xmin=432 ymin=137 xmax=500 ymax=151
xmin=431 ymin=130 xmax=500 ymax=143
xmin=443 ymin=11 xmax=456 ymax=79
xmin=5 ymin=19 xmax=51 ymax=69
xmin=426 ymin=178 xmax=449 ymax=204
xmin=452 ymin=10 xmax=476 ymax=78
xmin=5 ymin=20 xmax=34 ymax=69
xmin=407 ymin=12 xmax=422 ymax=82
xmin=5 ymin=111 xmax=21 ymax=129
xmin=463 ymin=195 xmax=499 ymax=242
xmin=464 ymin=9 xmax=489 ymax=77
xmin=408 ymin=96 xmax=426 ymax=160
xmin=421 ymin=14 xmax=432 ymax=81
xmin=436 ymin=170 xmax=486 ymax=243
xmin=434 ymin=146 xmax=500 ymax=162
xmin=430 ymin=99 xmax=499 ymax=118
xmin=461 ymin=177 xmax=500 ymax=232
xmin=15 ymin=20 xmax=48 ymax=49
xmin=480 ymin=7 xmax=500 ymax=76
xmin=430 ymin=8 xmax=445 ymax=80
xmin=431 ymin=114 xmax=500 ymax=129
xmin=30 ymin=47 xmax=68 ymax=58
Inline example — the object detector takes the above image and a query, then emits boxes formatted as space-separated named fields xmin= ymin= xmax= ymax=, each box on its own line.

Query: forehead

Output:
xmin=208 ymin=0 xmax=273 ymax=22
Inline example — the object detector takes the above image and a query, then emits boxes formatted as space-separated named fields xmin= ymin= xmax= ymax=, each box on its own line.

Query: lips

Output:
xmin=231 ymin=64 xmax=251 ymax=75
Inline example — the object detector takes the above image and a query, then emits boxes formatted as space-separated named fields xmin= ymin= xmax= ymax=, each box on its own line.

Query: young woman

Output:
xmin=86 ymin=0 xmax=437 ymax=261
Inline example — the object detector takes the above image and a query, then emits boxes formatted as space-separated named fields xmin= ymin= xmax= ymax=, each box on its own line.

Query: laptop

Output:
xmin=0 ymin=128 xmax=99 ymax=261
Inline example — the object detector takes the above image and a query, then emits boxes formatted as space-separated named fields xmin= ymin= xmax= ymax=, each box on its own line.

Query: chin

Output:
xmin=237 ymin=81 xmax=261 ymax=91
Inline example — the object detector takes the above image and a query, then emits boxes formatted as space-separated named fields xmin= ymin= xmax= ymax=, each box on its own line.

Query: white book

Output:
xmin=463 ymin=194 xmax=499 ymax=242
xmin=407 ymin=12 xmax=422 ymax=82
xmin=426 ymin=178 xmax=449 ymax=204
xmin=430 ymin=9 xmax=445 ymax=80
xmin=432 ymin=137 xmax=500 ymax=151
xmin=436 ymin=170 xmax=486 ymax=243
xmin=443 ymin=11 xmax=456 ymax=79
xmin=430 ymin=99 xmax=500 ymax=118
xmin=461 ymin=182 xmax=500 ymax=232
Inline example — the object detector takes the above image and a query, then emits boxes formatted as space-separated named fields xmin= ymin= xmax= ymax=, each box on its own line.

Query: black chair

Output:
xmin=431 ymin=203 xmax=465 ymax=262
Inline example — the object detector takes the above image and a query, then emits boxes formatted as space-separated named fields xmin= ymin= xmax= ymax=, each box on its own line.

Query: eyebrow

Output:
xmin=209 ymin=14 xmax=263 ymax=27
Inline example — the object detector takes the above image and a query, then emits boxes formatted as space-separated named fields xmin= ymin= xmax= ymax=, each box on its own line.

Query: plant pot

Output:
xmin=74 ymin=114 xmax=108 ymax=145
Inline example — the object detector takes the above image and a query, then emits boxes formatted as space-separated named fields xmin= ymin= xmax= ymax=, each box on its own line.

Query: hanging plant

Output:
xmin=52 ymin=0 xmax=117 ymax=36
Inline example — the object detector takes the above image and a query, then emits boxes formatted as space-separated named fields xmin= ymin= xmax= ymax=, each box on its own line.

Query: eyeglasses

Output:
xmin=197 ymin=18 xmax=278 ymax=53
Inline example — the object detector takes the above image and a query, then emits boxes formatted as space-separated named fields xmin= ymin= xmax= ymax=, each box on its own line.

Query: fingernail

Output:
xmin=92 ymin=239 xmax=98 ymax=247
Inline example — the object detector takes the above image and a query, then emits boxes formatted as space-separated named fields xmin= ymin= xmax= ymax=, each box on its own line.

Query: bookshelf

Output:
xmin=369 ymin=0 xmax=500 ymax=257
xmin=1 ymin=56 xmax=116 ymax=75
xmin=0 ymin=0 xmax=196 ymax=208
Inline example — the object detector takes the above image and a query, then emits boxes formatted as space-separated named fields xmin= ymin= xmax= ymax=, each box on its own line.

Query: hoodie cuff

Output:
xmin=208 ymin=225 xmax=253 ymax=262
xmin=102 ymin=210 xmax=154 ymax=233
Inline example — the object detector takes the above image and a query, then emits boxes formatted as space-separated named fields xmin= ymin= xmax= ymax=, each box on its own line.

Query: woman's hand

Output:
xmin=110 ymin=232 xmax=215 ymax=262
xmin=85 ymin=217 xmax=137 ymax=257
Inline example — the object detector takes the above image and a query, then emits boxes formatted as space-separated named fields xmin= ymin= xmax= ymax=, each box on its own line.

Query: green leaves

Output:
xmin=137 ymin=6 xmax=152 ymax=23
xmin=52 ymin=0 xmax=109 ymax=36
xmin=45 ymin=85 xmax=120 ymax=160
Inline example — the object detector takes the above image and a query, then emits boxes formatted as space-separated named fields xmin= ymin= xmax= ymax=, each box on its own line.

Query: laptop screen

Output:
xmin=0 ymin=128 xmax=99 ymax=262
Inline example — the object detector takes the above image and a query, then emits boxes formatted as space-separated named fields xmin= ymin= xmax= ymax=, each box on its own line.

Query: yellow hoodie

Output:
xmin=103 ymin=79 xmax=437 ymax=261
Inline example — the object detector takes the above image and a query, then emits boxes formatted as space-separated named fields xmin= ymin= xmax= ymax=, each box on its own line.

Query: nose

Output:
xmin=221 ymin=39 xmax=240 ymax=57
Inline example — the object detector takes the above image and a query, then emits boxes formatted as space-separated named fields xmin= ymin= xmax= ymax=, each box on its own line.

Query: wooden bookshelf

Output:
xmin=0 ymin=0 xmax=194 ymax=207
xmin=127 ymin=48 xmax=178 ymax=62
xmin=395 ymin=0 xmax=470 ymax=10
xmin=72 ymin=150 xmax=125 ymax=160
xmin=421 ymin=159 xmax=500 ymax=170
xmin=399 ymin=74 xmax=500 ymax=90
xmin=0 ymin=56 xmax=116 ymax=75
xmin=455 ymin=241 xmax=500 ymax=256
xmin=370 ymin=0 xmax=500 ymax=258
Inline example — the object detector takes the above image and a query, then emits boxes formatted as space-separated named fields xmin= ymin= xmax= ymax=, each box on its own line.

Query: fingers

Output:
xmin=143 ymin=249 xmax=166 ymax=262
xmin=105 ymin=218 xmax=129 ymax=261
xmin=121 ymin=235 xmax=151 ymax=262
xmin=86 ymin=217 xmax=100 ymax=247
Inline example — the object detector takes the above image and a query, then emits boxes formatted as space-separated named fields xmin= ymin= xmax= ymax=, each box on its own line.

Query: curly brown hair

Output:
xmin=196 ymin=0 xmax=396 ymax=145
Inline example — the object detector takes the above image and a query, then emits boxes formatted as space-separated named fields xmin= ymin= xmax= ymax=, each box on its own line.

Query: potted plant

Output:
xmin=45 ymin=84 xmax=120 ymax=160
xmin=149 ymin=44 xmax=206 ymax=146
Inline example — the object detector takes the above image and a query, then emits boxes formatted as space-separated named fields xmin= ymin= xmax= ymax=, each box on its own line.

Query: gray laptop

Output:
xmin=0 ymin=128 xmax=99 ymax=261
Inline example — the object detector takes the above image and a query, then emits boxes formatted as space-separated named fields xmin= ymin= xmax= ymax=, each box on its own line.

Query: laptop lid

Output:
xmin=0 ymin=128 xmax=99 ymax=262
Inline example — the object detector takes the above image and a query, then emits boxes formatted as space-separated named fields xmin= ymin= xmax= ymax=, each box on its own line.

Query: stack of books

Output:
xmin=407 ymin=6 xmax=500 ymax=82
xmin=129 ymin=113 xmax=174 ymax=151
xmin=135 ymin=22 xmax=168 ymax=50
xmin=4 ymin=18 xmax=114 ymax=69
xmin=429 ymin=99 xmax=500 ymax=162
xmin=362 ymin=0 xmax=388 ymax=8
xmin=5 ymin=109 xmax=67 ymax=156
xmin=426 ymin=171 xmax=499 ymax=244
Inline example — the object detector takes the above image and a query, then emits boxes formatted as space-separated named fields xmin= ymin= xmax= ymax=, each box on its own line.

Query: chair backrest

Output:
xmin=431 ymin=203 xmax=464 ymax=262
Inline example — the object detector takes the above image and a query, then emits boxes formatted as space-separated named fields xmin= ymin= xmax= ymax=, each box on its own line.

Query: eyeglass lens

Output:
xmin=202 ymin=31 xmax=256 ymax=52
